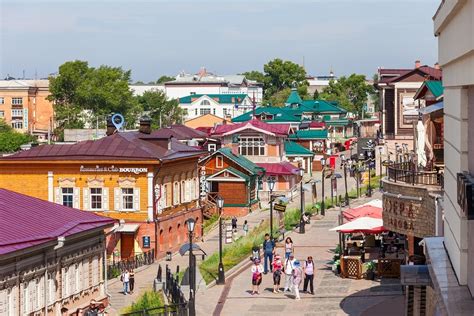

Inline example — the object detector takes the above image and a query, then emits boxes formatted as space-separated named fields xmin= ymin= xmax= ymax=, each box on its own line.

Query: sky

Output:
xmin=0 ymin=0 xmax=440 ymax=82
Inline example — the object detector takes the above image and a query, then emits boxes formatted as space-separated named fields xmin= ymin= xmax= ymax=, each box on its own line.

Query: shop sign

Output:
xmin=383 ymin=195 xmax=419 ymax=233
xmin=273 ymin=203 xmax=286 ymax=212
xmin=200 ymin=166 xmax=208 ymax=200
xmin=80 ymin=165 xmax=148 ymax=174
xmin=143 ymin=236 xmax=151 ymax=248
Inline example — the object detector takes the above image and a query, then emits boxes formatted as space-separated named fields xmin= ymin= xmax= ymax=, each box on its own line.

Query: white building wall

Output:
xmin=434 ymin=0 xmax=474 ymax=287
xmin=129 ymin=85 xmax=165 ymax=96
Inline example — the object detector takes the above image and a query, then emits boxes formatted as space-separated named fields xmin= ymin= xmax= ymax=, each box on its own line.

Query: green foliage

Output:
xmin=313 ymin=89 xmax=320 ymax=100
xmin=241 ymin=71 xmax=265 ymax=84
xmin=156 ymin=75 xmax=175 ymax=84
xmin=122 ymin=290 xmax=164 ymax=314
xmin=364 ymin=261 xmax=376 ymax=272
xmin=136 ymin=90 xmax=185 ymax=128
xmin=48 ymin=60 xmax=140 ymax=137
xmin=203 ymin=213 xmax=220 ymax=234
xmin=370 ymin=73 xmax=380 ymax=112
xmin=107 ymin=266 xmax=121 ymax=280
xmin=0 ymin=120 xmax=36 ymax=153
xmin=320 ymin=74 xmax=373 ymax=117
xmin=199 ymin=222 xmax=269 ymax=284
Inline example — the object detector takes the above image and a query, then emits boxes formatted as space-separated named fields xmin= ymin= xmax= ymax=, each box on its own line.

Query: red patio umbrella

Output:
xmin=342 ymin=205 xmax=382 ymax=221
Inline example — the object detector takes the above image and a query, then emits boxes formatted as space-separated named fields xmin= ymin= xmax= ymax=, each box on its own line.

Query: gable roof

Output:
xmin=299 ymin=100 xmax=347 ymax=114
xmin=0 ymin=189 xmax=115 ymax=255
xmin=232 ymin=107 xmax=300 ymax=123
xmin=207 ymin=167 xmax=250 ymax=182
xmin=147 ymin=124 xmax=208 ymax=140
xmin=286 ymin=88 xmax=304 ymax=105
xmin=284 ymin=141 xmax=314 ymax=156
xmin=2 ymin=131 xmax=203 ymax=162
xmin=211 ymin=119 xmax=290 ymax=137
xmin=179 ymin=94 xmax=249 ymax=105
xmin=414 ymin=80 xmax=444 ymax=100
xmin=212 ymin=147 xmax=264 ymax=176
xmin=257 ymin=162 xmax=300 ymax=176
xmin=388 ymin=66 xmax=442 ymax=84
xmin=289 ymin=129 xmax=328 ymax=140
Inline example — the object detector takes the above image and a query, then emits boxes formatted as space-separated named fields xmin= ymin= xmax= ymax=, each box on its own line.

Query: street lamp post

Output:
xmin=340 ymin=154 xmax=349 ymax=207
xmin=186 ymin=218 xmax=196 ymax=316
xmin=299 ymin=168 xmax=305 ymax=234
xmin=367 ymin=151 xmax=372 ymax=197
xmin=320 ymin=158 xmax=326 ymax=216
xmin=268 ymin=177 xmax=276 ymax=238
xmin=216 ymin=196 xmax=225 ymax=285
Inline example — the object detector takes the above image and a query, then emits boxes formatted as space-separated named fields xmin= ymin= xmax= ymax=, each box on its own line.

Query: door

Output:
xmin=121 ymin=234 xmax=135 ymax=259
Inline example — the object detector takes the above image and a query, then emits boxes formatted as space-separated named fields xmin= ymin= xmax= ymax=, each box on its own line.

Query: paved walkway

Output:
xmin=199 ymin=192 xmax=405 ymax=316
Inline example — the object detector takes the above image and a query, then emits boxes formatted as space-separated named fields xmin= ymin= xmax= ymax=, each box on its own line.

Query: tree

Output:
xmin=156 ymin=75 xmax=175 ymax=84
xmin=313 ymin=89 xmax=320 ymax=100
xmin=241 ymin=71 xmax=265 ymax=84
xmin=320 ymin=74 xmax=372 ymax=117
xmin=370 ymin=74 xmax=380 ymax=112
xmin=262 ymin=59 xmax=308 ymax=99
xmin=136 ymin=90 xmax=185 ymax=128
xmin=48 ymin=60 xmax=140 ymax=135
xmin=0 ymin=119 xmax=35 ymax=153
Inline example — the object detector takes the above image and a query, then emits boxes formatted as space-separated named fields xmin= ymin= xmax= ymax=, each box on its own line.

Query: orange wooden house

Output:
xmin=0 ymin=119 xmax=204 ymax=261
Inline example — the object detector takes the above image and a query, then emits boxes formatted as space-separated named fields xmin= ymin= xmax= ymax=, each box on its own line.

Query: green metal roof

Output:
xmin=285 ymin=88 xmax=303 ymax=105
xmin=284 ymin=141 xmax=314 ymax=156
xmin=324 ymin=119 xmax=351 ymax=126
xmin=288 ymin=130 xmax=328 ymax=139
xmin=425 ymin=81 xmax=444 ymax=98
xmin=221 ymin=167 xmax=251 ymax=181
xmin=300 ymin=100 xmax=347 ymax=114
xmin=217 ymin=147 xmax=264 ymax=175
xmin=231 ymin=106 xmax=300 ymax=123
xmin=179 ymin=94 xmax=248 ymax=104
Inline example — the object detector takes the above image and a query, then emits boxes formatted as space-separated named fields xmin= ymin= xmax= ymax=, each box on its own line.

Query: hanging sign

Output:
xmin=273 ymin=203 xmax=287 ymax=212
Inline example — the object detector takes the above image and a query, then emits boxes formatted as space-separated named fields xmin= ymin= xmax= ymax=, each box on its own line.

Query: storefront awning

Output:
xmin=116 ymin=223 xmax=140 ymax=233
xmin=419 ymin=101 xmax=443 ymax=115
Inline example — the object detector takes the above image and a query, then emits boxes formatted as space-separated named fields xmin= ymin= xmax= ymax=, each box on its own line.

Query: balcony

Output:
xmin=387 ymin=162 xmax=444 ymax=188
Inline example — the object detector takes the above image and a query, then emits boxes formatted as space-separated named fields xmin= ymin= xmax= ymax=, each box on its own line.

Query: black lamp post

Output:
xmin=320 ymin=157 xmax=326 ymax=216
xmin=340 ymin=154 xmax=349 ymax=207
xmin=268 ymin=177 xmax=276 ymax=238
xmin=367 ymin=151 xmax=372 ymax=197
xmin=216 ymin=196 xmax=225 ymax=285
xmin=186 ymin=218 xmax=196 ymax=316
xmin=298 ymin=168 xmax=305 ymax=234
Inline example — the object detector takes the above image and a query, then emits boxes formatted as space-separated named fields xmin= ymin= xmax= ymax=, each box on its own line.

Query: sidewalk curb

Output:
xmin=206 ymin=256 xmax=254 ymax=289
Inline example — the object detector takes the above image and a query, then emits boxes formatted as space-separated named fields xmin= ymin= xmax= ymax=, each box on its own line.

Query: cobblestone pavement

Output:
xmin=209 ymin=192 xmax=405 ymax=316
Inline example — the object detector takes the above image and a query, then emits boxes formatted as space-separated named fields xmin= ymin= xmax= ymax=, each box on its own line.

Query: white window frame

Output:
xmin=200 ymin=100 xmax=210 ymax=106
xmin=208 ymin=144 xmax=216 ymax=152
xmin=199 ymin=108 xmax=211 ymax=115
xmin=173 ymin=182 xmax=180 ymax=205
xmin=90 ymin=188 xmax=103 ymax=210
xmin=11 ymin=97 xmax=22 ymax=105
xmin=11 ymin=121 xmax=23 ymax=129
xmin=61 ymin=187 xmax=74 ymax=207
xmin=216 ymin=155 xmax=224 ymax=168
xmin=23 ymin=282 xmax=29 ymax=314
xmin=121 ymin=188 xmax=134 ymax=210
xmin=0 ymin=110 xmax=5 ymax=118
xmin=239 ymin=136 xmax=265 ymax=156
xmin=181 ymin=180 xmax=186 ymax=203
xmin=0 ymin=97 xmax=4 ymax=105
xmin=11 ymin=109 xmax=23 ymax=117
xmin=48 ymin=272 xmax=55 ymax=305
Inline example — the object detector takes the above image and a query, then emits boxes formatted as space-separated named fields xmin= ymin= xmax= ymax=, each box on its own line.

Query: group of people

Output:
xmin=251 ymin=235 xmax=315 ymax=299
xmin=120 ymin=268 xmax=135 ymax=295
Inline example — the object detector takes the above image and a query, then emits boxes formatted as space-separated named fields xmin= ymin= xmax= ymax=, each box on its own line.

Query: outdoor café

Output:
xmin=330 ymin=200 xmax=407 ymax=280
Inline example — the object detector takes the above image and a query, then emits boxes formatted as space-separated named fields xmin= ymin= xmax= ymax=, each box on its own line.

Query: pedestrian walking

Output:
xmin=251 ymin=258 xmax=264 ymax=295
xmin=262 ymin=233 xmax=275 ymax=274
xmin=243 ymin=220 xmax=249 ymax=236
xmin=303 ymin=256 xmax=315 ymax=294
xmin=272 ymin=254 xmax=283 ymax=293
xmin=292 ymin=260 xmax=303 ymax=300
xmin=121 ymin=269 xmax=130 ymax=295
xmin=283 ymin=253 xmax=296 ymax=292
xmin=231 ymin=216 xmax=238 ymax=231
xmin=285 ymin=237 xmax=294 ymax=259
xmin=129 ymin=268 xmax=135 ymax=294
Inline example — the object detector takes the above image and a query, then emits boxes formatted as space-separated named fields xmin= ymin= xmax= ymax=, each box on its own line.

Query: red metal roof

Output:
xmin=1 ymin=131 xmax=203 ymax=162
xmin=211 ymin=119 xmax=290 ymax=136
xmin=309 ymin=121 xmax=326 ymax=129
xmin=0 ymin=189 xmax=116 ymax=255
xmin=342 ymin=205 xmax=382 ymax=221
xmin=257 ymin=162 xmax=299 ymax=176
xmin=145 ymin=124 xmax=208 ymax=140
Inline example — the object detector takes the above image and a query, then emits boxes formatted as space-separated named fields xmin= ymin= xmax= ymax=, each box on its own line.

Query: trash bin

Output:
xmin=166 ymin=251 xmax=172 ymax=261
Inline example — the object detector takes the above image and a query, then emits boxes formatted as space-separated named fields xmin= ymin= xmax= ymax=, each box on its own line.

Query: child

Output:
xmin=251 ymin=259 xmax=264 ymax=295
xmin=272 ymin=254 xmax=283 ymax=293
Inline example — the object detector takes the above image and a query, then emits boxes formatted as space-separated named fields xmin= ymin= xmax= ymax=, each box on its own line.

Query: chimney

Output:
xmin=434 ymin=62 xmax=440 ymax=70
xmin=415 ymin=60 xmax=421 ymax=69
xmin=139 ymin=116 xmax=152 ymax=134
xmin=106 ymin=117 xmax=116 ymax=136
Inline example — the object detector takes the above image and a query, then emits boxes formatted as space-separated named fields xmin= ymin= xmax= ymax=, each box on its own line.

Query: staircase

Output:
xmin=202 ymin=199 xmax=217 ymax=219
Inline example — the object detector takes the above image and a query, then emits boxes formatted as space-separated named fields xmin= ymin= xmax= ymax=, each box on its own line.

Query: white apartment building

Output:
xmin=179 ymin=93 xmax=253 ymax=120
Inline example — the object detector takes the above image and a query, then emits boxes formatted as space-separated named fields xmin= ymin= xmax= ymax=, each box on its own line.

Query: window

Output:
xmin=208 ymin=143 xmax=216 ymax=152
xmin=11 ymin=97 xmax=22 ymax=105
xmin=61 ymin=188 xmax=74 ymax=207
xmin=0 ymin=97 xmax=4 ymax=104
xmin=216 ymin=155 xmax=224 ymax=168
xmin=23 ymin=282 xmax=29 ymax=314
xmin=199 ymin=108 xmax=211 ymax=115
xmin=0 ymin=111 xmax=4 ymax=118
xmin=200 ymin=100 xmax=210 ymax=105
xmin=90 ymin=188 xmax=102 ymax=210
xmin=194 ymin=109 xmax=198 ymax=116
xmin=122 ymin=188 xmax=134 ymax=210
xmin=11 ymin=109 xmax=23 ymax=117
xmin=48 ymin=273 xmax=55 ymax=304
xmin=181 ymin=180 xmax=186 ymax=202
xmin=223 ymin=108 xmax=229 ymax=117
xmin=239 ymin=136 xmax=265 ymax=156
xmin=213 ymin=108 xmax=216 ymax=115
xmin=11 ymin=121 xmax=22 ymax=129
xmin=75 ymin=263 xmax=80 ymax=293
xmin=173 ymin=182 xmax=180 ymax=205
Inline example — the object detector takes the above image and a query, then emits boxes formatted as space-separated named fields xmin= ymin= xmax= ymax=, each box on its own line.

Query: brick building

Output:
xmin=0 ymin=119 xmax=204 ymax=261
xmin=0 ymin=189 xmax=115 ymax=315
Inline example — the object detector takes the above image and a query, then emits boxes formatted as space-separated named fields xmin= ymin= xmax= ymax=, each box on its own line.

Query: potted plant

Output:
xmin=332 ymin=259 xmax=341 ymax=274
xmin=365 ymin=261 xmax=376 ymax=280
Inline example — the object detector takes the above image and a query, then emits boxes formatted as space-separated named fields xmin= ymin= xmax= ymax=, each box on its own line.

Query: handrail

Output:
xmin=107 ymin=249 xmax=155 ymax=279
xmin=386 ymin=162 xmax=443 ymax=186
